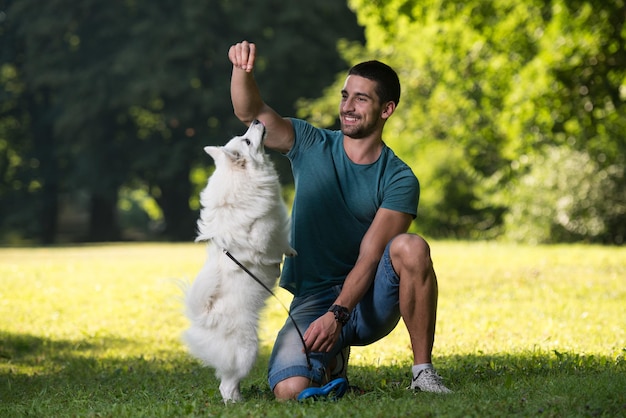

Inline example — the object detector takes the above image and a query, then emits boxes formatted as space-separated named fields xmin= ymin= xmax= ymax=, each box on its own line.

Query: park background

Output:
xmin=1 ymin=0 xmax=624 ymax=246
xmin=1 ymin=1 xmax=625 ymax=416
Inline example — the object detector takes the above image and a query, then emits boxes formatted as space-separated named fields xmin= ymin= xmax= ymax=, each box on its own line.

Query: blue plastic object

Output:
xmin=297 ymin=377 xmax=348 ymax=402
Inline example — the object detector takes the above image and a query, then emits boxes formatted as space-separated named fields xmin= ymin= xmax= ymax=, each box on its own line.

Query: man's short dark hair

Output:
xmin=348 ymin=60 xmax=401 ymax=106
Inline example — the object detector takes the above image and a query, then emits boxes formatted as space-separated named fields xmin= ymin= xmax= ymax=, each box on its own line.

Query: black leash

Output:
xmin=223 ymin=249 xmax=312 ymax=370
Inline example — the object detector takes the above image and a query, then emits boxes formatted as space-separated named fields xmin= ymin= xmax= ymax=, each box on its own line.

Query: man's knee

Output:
xmin=390 ymin=233 xmax=431 ymax=259
xmin=389 ymin=234 xmax=433 ymax=273
xmin=273 ymin=376 xmax=312 ymax=401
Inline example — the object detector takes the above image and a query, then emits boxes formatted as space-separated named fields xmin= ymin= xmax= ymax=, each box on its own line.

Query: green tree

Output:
xmin=496 ymin=147 xmax=625 ymax=243
xmin=302 ymin=0 xmax=538 ymax=238
xmin=496 ymin=0 xmax=626 ymax=243
xmin=0 ymin=0 xmax=363 ymax=243
xmin=300 ymin=0 xmax=625 ymax=243
xmin=3 ymin=0 xmax=138 ymax=241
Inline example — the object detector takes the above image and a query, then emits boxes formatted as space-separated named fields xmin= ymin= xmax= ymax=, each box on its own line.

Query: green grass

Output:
xmin=1 ymin=242 xmax=624 ymax=417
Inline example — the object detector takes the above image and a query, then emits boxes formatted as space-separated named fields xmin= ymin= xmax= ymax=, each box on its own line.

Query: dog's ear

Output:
xmin=223 ymin=149 xmax=246 ymax=168
xmin=204 ymin=146 xmax=220 ymax=161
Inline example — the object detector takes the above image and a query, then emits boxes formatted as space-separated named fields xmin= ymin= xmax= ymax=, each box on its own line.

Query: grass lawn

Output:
xmin=1 ymin=242 xmax=624 ymax=417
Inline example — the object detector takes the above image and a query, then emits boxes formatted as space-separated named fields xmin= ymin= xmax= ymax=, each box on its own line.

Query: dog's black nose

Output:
xmin=252 ymin=119 xmax=264 ymax=127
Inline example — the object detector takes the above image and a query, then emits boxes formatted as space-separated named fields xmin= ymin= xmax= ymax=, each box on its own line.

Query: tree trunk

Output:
xmin=88 ymin=191 xmax=121 ymax=242
xmin=28 ymin=88 xmax=59 ymax=244
xmin=156 ymin=167 xmax=196 ymax=241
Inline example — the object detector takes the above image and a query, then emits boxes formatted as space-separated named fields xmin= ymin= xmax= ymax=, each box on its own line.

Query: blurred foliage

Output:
xmin=494 ymin=146 xmax=626 ymax=243
xmin=300 ymin=0 xmax=625 ymax=244
xmin=0 ymin=0 xmax=363 ymax=243
xmin=1 ymin=0 xmax=624 ymax=244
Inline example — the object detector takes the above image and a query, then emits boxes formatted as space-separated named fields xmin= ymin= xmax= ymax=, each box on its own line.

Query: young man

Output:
xmin=228 ymin=40 xmax=451 ymax=400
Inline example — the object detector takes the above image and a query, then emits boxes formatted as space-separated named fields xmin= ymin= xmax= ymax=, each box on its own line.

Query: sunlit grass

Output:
xmin=1 ymin=242 xmax=624 ymax=417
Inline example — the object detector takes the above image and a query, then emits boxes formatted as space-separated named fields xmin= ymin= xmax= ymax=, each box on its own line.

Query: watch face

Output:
xmin=331 ymin=305 xmax=350 ymax=324
xmin=339 ymin=311 xmax=349 ymax=323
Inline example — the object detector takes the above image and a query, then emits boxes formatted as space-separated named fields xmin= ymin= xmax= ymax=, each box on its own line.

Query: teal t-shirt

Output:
xmin=280 ymin=118 xmax=420 ymax=297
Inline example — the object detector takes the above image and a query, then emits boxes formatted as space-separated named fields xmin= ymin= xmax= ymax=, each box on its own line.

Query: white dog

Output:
xmin=183 ymin=120 xmax=296 ymax=402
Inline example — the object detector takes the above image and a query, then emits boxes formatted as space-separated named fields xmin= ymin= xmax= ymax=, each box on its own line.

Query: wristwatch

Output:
xmin=328 ymin=304 xmax=350 ymax=326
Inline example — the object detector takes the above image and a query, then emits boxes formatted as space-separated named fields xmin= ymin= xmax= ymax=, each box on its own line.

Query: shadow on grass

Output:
xmin=0 ymin=331 xmax=266 ymax=409
xmin=1 ymin=331 xmax=625 ymax=416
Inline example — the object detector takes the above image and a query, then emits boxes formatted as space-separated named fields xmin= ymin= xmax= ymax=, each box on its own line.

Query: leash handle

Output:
xmin=223 ymin=249 xmax=313 ymax=370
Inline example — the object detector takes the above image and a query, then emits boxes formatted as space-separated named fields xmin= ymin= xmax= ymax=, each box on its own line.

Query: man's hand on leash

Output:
xmin=229 ymin=41 xmax=256 ymax=73
xmin=303 ymin=312 xmax=341 ymax=353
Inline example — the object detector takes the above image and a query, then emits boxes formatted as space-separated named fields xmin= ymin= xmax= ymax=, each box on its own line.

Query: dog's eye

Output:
xmin=244 ymin=138 xmax=251 ymax=145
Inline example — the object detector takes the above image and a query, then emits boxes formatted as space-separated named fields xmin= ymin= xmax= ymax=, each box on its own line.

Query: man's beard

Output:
xmin=340 ymin=115 xmax=375 ymax=139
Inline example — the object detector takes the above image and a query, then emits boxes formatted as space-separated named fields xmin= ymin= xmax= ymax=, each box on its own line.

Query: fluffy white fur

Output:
xmin=183 ymin=120 xmax=295 ymax=403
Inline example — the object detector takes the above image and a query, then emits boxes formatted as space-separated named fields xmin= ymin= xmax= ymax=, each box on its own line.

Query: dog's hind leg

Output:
xmin=217 ymin=338 xmax=258 ymax=402
xmin=219 ymin=377 xmax=242 ymax=403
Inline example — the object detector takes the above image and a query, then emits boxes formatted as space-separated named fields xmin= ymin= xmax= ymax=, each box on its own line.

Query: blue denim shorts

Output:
xmin=267 ymin=241 xmax=401 ymax=389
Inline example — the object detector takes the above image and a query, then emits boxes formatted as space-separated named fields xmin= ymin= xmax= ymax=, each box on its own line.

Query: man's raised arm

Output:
xmin=228 ymin=41 xmax=294 ymax=153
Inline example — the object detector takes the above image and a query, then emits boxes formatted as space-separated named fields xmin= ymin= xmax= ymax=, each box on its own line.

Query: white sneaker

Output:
xmin=410 ymin=368 xmax=452 ymax=393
